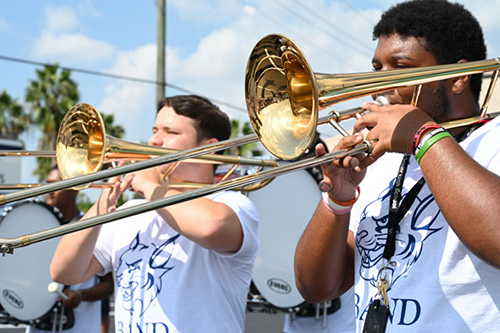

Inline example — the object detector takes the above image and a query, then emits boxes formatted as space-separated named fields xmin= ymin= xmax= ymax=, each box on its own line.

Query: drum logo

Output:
xmin=2 ymin=289 xmax=24 ymax=309
xmin=267 ymin=278 xmax=291 ymax=294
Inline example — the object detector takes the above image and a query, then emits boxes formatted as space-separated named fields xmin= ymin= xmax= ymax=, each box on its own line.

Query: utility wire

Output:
xmin=337 ymin=0 xmax=377 ymax=27
xmin=0 ymin=54 xmax=247 ymax=114
xmin=239 ymin=0 xmax=356 ymax=70
xmin=277 ymin=0 xmax=373 ymax=56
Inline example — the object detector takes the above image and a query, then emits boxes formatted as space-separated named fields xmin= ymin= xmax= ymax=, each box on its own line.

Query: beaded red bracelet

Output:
xmin=411 ymin=123 xmax=442 ymax=155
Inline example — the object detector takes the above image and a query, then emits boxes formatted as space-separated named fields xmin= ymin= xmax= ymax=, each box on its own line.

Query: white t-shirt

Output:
xmin=94 ymin=190 xmax=259 ymax=333
xmin=283 ymin=287 xmax=356 ymax=332
xmin=350 ymin=117 xmax=500 ymax=332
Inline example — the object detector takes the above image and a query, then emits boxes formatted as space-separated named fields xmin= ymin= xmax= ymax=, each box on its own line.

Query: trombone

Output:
xmin=1 ymin=34 xmax=499 ymax=254
xmin=0 ymin=102 xmax=279 ymax=201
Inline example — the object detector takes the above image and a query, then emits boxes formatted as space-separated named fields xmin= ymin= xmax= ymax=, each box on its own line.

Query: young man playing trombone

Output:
xmin=294 ymin=0 xmax=500 ymax=332
xmin=50 ymin=95 xmax=260 ymax=332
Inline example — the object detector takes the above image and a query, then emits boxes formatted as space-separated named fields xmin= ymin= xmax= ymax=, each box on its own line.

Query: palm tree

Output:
xmin=0 ymin=90 xmax=31 ymax=139
xmin=25 ymin=64 xmax=79 ymax=180
xmin=226 ymin=119 xmax=263 ymax=157
xmin=101 ymin=113 xmax=125 ymax=139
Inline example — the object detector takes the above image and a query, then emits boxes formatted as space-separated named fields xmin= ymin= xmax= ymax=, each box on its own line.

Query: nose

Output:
xmin=148 ymin=132 xmax=163 ymax=147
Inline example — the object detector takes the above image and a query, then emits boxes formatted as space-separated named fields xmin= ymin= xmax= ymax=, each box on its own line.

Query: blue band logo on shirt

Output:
xmin=355 ymin=178 xmax=442 ymax=326
xmin=115 ymin=232 xmax=180 ymax=317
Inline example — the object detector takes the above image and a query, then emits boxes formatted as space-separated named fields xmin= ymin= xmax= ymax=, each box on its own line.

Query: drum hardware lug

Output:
xmin=0 ymin=244 xmax=13 ymax=256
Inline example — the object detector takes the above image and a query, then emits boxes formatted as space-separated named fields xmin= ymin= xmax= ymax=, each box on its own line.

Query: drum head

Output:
xmin=0 ymin=201 xmax=64 ymax=322
xmin=248 ymin=163 xmax=320 ymax=309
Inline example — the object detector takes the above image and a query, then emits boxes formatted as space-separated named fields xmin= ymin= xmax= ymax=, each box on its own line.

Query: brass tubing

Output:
xmin=0 ymin=151 xmax=56 ymax=157
xmin=0 ymin=134 xmax=259 ymax=205
xmin=0 ymin=143 xmax=371 ymax=254
xmin=1 ymin=111 xmax=499 ymax=254
xmin=0 ymin=114 xmax=336 ymax=205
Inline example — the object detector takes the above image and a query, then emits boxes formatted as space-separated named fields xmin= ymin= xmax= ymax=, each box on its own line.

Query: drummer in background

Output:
xmin=27 ymin=165 xmax=114 ymax=333
xmin=50 ymin=95 xmax=260 ymax=332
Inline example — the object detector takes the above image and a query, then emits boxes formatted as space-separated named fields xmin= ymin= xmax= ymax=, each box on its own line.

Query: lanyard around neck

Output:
xmin=381 ymin=121 xmax=486 ymax=261
xmin=383 ymin=154 xmax=426 ymax=261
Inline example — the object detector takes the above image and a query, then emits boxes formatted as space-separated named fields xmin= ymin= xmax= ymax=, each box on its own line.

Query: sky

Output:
xmin=1 ymin=0 xmax=500 ymax=185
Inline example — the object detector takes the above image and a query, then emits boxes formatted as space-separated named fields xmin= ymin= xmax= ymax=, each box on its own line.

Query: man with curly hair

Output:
xmin=295 ymin=0 xmax=500 ymax=331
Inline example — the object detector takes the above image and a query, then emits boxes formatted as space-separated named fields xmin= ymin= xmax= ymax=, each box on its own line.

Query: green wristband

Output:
xmin=415 ymin=131 xmax=453 ymax=163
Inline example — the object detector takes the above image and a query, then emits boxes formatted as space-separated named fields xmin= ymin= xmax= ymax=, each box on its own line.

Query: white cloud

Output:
xmin=32 ymin=31 xmax=115 ymax=65
xmin=169 ymin=0 xmax=242 ymax=25
xmin=30 ymin=5 xmax=115 ymax=65
xmin=98 ymin=44 xmax=157 ymax=143
xmin=45 ymin=6 xmax=78 ymax=32
xmin=77 ymin=0 xmax=102 ymax=19
xmin=243 ymin=5 xmax=256 ymax=16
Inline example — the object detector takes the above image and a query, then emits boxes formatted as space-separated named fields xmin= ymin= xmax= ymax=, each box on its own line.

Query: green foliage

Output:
xmin=25 ymin=64 xmax=80 ymax=181
xmin=24 ymin=64 xmax=126 ymax=181
xmin=0 ymin=90 xmax=31 ymax=139
xmin=225 ymin=119 xmax=263 ymax=157
xmin=101 ymin=113 xmax=125 ymax=139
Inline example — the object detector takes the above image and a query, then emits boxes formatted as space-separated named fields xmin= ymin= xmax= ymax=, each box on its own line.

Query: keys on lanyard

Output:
xmin=362 ymin=266 xmax=392 ymax=333
xmin=376 ymin=277 xmax=389 ymax=306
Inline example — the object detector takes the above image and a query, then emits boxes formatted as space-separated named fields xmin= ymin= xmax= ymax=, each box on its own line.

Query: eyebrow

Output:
xmin=372 ymin=54 xmax=415 ymax=63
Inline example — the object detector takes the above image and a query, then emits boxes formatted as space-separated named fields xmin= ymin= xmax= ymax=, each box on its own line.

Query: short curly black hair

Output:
xmin=373 ymin=0 xmax=487 ymax=101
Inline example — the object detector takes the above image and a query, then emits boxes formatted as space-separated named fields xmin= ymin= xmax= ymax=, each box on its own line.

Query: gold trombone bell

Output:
xmin=245 ymin=34 xmax=500 ymax=160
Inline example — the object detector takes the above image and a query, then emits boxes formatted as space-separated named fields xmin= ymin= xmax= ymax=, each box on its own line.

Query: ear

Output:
xmin=451 ymin=59 xmax=471 ymax=94
xmin=203 ymin=137 xmax=219 ymax=145
xmin=202 ymin=137 xmax=219 ymax=153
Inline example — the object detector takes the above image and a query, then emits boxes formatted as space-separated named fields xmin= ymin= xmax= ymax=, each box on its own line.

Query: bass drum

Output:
xmin=0 ymin=200 xmax=65 ymax=323
xmin=247 ymin=162 xmax=321 ymax=310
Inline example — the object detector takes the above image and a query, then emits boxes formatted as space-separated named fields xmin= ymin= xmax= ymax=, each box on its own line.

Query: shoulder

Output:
xmin=207 ymin=191 xmax=257 ymax=214
xmin=461 ymin=116 xmax=500 ymax=166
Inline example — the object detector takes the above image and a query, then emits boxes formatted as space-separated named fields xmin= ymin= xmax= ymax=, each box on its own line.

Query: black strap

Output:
xmin=383 ymin=155 xmax=426 ymax=260
xmin=382 ymin=121 xmax=489 ymax=260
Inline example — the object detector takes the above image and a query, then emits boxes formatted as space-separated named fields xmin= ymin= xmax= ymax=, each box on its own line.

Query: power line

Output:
xmin=0 ymin=54 xmax=247 ymax=114
xmin=337 ymin=0 xmax=377 ymax=27
xmin=278 ymin=0 xmax=373 ymax=56
xmin=239 ymin=0 xmax=356 ymax=70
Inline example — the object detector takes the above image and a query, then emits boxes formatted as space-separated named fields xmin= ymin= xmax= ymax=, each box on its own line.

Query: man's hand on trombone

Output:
xmin=354 ymin=101 xmax=436 ymax=169
xmin=315 ymin=132 xmax=366 ymax=202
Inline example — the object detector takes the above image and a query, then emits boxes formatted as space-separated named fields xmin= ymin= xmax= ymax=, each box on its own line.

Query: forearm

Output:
xmin=295 ymin=202 xmax=354 ymax=303
xmin=78 ymin=278 xmax=113 ymax=302
xmin=420 ymin=136 xmax=500 ymax=266
xmin=50 ymin=203 xmax=104 ymax=284
xmin=143 ymin=185 xmax=243 ymax=252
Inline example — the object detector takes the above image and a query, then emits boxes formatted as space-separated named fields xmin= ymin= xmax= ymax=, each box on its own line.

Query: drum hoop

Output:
xmin=0 ymin=199 xmax=66 ymax=324
xmin=1 ymin=199 xmax=65 ymax=226
xmin=248 ymin=163 xmax=321 ymax=311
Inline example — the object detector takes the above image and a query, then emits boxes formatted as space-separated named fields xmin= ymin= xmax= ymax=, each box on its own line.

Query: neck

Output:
xmin=59 ymin=205 xmax=80 ymax=223
xmin=446 ymin=93 xmax=481 ymax=137
xmin=169 ymin=165 xmax=215 ymax=192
